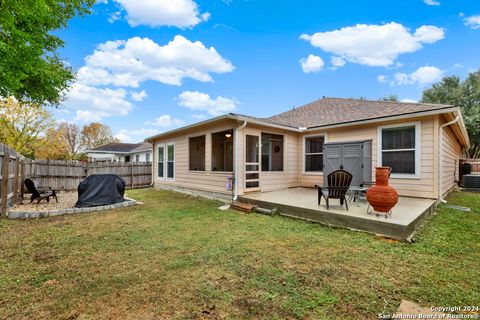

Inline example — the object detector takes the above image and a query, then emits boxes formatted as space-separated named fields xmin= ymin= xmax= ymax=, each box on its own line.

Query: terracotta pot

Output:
xmin=366 ymin=167 xmax=398 ymax=213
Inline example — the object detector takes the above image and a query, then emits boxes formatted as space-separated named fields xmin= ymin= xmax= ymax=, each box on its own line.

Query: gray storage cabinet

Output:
xmin=323 ymin=140 xmax=372 ymax=187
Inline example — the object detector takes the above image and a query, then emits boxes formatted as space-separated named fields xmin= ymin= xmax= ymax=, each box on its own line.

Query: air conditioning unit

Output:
xmin=463 ymin=174 xmax=480 ymax=189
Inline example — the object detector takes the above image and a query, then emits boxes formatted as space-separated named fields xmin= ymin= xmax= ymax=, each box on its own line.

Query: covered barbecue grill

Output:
xmin=75 ymin=174 xmax=126 ymax=208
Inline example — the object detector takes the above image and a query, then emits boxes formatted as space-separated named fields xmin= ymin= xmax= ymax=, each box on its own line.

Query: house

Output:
xmin=145 ymin=97 xmax=470 ymax=203
xmin=87 ymin=142 xmax=152 ymax=163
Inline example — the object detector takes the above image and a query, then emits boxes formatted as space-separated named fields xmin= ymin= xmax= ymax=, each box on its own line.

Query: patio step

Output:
xmin=231 ymin=201 xmax=255 ymax=213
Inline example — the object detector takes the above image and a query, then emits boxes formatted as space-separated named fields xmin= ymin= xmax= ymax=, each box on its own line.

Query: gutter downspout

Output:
xmin=439 ymin=114 xmax=460 ymax=203
xmin=233 ymin=121 xmax=247 ymax=202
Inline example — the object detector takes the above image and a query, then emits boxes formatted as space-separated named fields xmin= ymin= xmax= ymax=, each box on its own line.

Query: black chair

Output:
xmin=24 ymin=179 xmax=58 ymax=204
xmin=315 ymin=170 xmax=353 ymax=210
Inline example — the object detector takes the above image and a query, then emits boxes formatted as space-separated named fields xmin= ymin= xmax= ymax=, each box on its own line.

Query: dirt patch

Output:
xmin=13 ymin=191 xmax=77 ymax=212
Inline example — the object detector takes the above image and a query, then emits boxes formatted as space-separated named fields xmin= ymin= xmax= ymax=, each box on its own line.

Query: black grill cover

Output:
xmin=75 ymin=174 xmax=126 ymax=208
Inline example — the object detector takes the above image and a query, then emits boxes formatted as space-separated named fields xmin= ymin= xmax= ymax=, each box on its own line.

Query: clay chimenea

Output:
xmin=366 ymin=167 xmax=398 ymax=217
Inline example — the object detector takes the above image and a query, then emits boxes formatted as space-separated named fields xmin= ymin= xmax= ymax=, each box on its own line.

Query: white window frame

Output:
xmin=157 ymin=144 xmax=165 ymax=180
xmin=166 ymin=142 xmax=175 ymax=180
xmin=302 ymin=133 xmax=327 ymax=175
xmin=377 ymin=121 xmax=421 ymax=179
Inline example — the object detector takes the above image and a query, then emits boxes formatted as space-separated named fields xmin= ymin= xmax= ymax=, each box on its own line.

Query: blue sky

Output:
xmin=53 ymin=0 xmax=480 ymax=142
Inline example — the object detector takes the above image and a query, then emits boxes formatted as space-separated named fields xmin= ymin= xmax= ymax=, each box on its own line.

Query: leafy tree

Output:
xmin=0 ymin=97 xmax=57 ymax=157
xmin=80 ymin=122 xmax=118 ymax=150
xmin=421 ymin=70 xmax=480 ymax=158
xmin=60 ymin=122 xmax=81 ymax=158
xmin=0 ymin=0 xmax=94 ymax=105
xmin=379 ymin=94 xmax=398 ymax=102
xmin=35 ymin=126 xmax=70 ymax=160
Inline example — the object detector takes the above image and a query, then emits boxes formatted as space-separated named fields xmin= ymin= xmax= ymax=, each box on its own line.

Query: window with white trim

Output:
xmin=157 ymin=145 xmax=164 ymax=178
xmin=305 ymin=136 xmax=325 ymax=172
xmin=378 ymin=123 xmax=419 ymax=176
xmin=167 ymin=144 xmax=175 ymax=179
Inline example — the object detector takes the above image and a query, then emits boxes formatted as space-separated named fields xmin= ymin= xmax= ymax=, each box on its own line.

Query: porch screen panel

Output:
xmin=211 ymin=130 xmax=234 ymax=172
xmin=261 ymin=133 xmax=284 ymax=171
xmin=381 ymin=125 xmax=415 ymax=174
xmin=189 ymin=135 xmax=206 ymax=171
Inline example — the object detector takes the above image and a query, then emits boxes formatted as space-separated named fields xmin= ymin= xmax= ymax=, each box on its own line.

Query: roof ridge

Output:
xmin=321 ymin=96 xmax=455 ymax=107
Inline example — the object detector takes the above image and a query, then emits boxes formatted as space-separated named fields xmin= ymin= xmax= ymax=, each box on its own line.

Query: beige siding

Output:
xmin=242 ymin=126 xmax=298 ymax=193
xmin=152 ymin=120 xmax=238 ymax=195
xmin=441 ymin=119 xmax=463 ymax=196
xmin=299 ymin=116 xmax=438 ymax=199
xmin=151 ymin=113 xmax=465 ymax=200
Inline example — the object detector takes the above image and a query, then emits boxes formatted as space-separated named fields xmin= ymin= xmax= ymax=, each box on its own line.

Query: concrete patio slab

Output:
xmin=240 ymin=188 xmax=436 ymax=240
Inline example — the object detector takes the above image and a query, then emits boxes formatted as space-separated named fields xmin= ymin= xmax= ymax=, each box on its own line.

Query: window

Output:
xmin=378 ymin=123 xmax=420 ymax=177
xmin=146 ymin=152 xmax=151 ymax=162
xmin=305 ymin=136 xmax=325 ymax=172
xmin=261 ymin=133 xmax=283 ymax=171
xmin=157 ymin=146 xmax=164 ymax=178
xmin=211 ymin=130 xmax=233 ymax=172
xmin=167 ymin=144 xmax=175 ymax=179
xmin=189 ymin=135 xmax=206 ymax=171
xmin=136 ymin=154 xmax=140 ymax=162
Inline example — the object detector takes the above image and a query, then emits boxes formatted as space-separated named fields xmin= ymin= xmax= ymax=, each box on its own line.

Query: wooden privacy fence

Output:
xmin=28 ymin=160 xmax=152 ymax=191
xmin=0 ymin=142 xmax=152 ymax=217
xmin=0 ymin=144 xmax=26 ymax=217
xmin=460 ymin=158 xmax=480 ymax=173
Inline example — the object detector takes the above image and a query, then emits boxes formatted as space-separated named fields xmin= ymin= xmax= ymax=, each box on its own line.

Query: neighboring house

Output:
xmin=146 ymin=97 xmax=469 ymax=202
xmin=87 ymin=142 xmax=152 ymax=163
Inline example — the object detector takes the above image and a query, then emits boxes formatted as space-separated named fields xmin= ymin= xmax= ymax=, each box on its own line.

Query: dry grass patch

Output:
xmin=0 ymin=189 xmax=479 ymax=319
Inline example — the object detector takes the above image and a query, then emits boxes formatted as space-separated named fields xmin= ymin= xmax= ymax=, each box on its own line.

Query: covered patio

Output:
xmin=240 ymin=187 xmax=437 ymax=240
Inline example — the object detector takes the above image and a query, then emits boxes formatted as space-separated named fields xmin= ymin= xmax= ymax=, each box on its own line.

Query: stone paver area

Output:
xmin=13 ymin=191 xmax=77 ymax=212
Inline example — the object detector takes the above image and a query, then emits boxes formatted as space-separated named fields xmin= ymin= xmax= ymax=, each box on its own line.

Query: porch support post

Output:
xmin=233 ymin=121 xmax=247 ymax=202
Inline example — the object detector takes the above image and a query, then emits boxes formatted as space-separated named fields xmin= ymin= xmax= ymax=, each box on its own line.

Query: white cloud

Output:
xmin=177 ymin=91 xmax=237 ymax=115
xmin=400 ymin=98 xmax=418 ymax=103
xmin=413 ymin=25 xmax=445 ymax=43
xmin=392 ymin=66 xmax=443 ymax=86
xmin=424 ymin=0 xmax=440 ymax=6
xmin=131 ymin=90 xmax=147 ymax=102
xmin=377 ymin=75 xmax=387 ymax=83
xmin=77 ymin=35 xmax=234 ymax=87
xmin=145 ymin=115 xmax=185 ymax=127
xmin=464 ymin=15 xmax=480 ymax=30
xmin=300 ymin=22 xmax=445 ymax=67
xmin=331 ymin=56 xmax=346 ymax=68
xmin=66 ymin=83 xmax=133 ymax=121
xmin=300 ymin=54 xmax=324 ymax=73
xmin=115 ymin=128 xmax=160 ymax=143
xmin=108 ymin=11 xmax=122 ymax=23
xmin=113 ymin=0 xmax=209 ymax=28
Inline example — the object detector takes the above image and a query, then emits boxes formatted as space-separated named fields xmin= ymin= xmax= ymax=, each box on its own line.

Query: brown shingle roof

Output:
xmin=262 ymin=97 xmax=454 ymax=128
xmin=90 ymin=142 xmax=147 ymax=153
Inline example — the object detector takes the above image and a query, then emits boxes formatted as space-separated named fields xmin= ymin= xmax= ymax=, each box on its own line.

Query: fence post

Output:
xmin=12 ymin=157 xmax=20 ymax=204
xmin=20 ymin=160 xmax=25 ymax=200
xmin=131 ymin=163 xmax=134 ymax=188
xmin=1 ymin=151 xmax=10 ymax=217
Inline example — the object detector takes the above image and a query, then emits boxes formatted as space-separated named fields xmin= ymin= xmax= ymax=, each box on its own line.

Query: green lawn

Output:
xmin=0 ymin=189 xmax=479 ymax=319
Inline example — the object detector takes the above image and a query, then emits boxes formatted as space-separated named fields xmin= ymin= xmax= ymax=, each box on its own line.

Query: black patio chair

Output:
xmin=315 ymin=170 xmax=353 ymax=210
xmin=24 ymin=179 xmax=58 ymax=204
